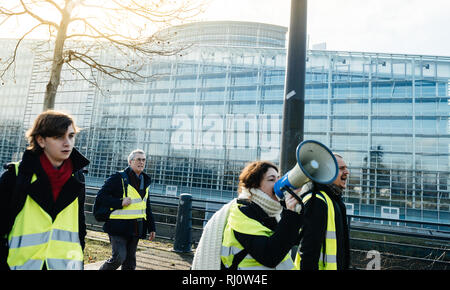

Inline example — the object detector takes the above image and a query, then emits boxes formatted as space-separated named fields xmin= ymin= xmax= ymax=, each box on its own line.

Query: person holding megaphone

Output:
xmin=192 ymin=160 xmax=303 ymax=270
xmin=192 ymin=140 xmax=347 ymax=270
xmin=271 ymin=140 xmax=350 ymax=270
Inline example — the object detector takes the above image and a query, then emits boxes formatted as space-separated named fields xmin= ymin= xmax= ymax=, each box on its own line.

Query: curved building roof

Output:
xmin=159 ymin=21 xmax=287 ymax=49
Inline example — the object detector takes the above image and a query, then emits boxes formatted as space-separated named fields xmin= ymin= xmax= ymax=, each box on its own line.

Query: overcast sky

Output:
xmin=197 ymin=0 xmax=450 ymax=56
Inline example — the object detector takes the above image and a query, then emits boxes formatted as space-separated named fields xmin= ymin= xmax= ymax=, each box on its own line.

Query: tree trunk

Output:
xmin=43 ymin=1 xmax=74 ymax=111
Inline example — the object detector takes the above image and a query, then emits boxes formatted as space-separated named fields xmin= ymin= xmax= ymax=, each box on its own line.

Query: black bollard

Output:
xmin=173 ymin=193 xmax=192 ymax=253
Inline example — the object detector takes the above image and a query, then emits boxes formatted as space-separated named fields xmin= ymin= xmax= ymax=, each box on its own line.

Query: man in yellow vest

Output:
xmin=295 ymin=154 xmax=350 ymax=270
xmin=97 ymin=149 xmax=156 ymax=270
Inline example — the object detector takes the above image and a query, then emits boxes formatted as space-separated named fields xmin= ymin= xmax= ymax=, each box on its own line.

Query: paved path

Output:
xmin=84 ymin=231 xmax=193 ymax=270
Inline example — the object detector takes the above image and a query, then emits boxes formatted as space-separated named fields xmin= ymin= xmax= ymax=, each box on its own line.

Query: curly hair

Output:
xmin=238 ymin=160 xmax=278 ymax=192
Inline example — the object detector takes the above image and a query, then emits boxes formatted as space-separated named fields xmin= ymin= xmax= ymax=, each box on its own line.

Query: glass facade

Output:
xmin=0 ymin=21 xmax=449 ymax=224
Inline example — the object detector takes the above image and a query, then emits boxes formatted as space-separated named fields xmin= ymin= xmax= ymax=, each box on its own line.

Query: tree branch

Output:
xmin=110 ymin=0 xmax=206 ymax=22
xmin=68 ymin=50 xmax=147 ymax=81
xmin=19 ymin=0 xmax=59 ymax=29
xmin=44 ymin=0 xmax=64 ymax=14
xmin=66 ymin=17 xmax=185 ymax=57
xmin=1 ymin=0 xmax=206 ymax=110
xmin=0 ymin=22 xmax=46 ymax=80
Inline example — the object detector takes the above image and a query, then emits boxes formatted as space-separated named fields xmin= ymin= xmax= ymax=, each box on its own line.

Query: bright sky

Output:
xmin=196 ymin=0 xmax=450 ymax=57
xmin=1 ymin=0 xmax=449 ymax=57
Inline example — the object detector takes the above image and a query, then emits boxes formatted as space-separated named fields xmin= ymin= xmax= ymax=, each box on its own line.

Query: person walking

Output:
xmin=97 ymin=149 xmax=155 ymax=270
xmin=0 ymin=110 xmax=89 ymax=270
xmin=192 ymin=160 xmax=303 ymax=270
xmin=295 ymin=153 xmax=351 ymax=270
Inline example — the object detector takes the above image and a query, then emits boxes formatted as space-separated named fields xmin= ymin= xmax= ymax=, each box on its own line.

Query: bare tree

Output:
xmin=0 ymin=0 xmax=206 ymax=110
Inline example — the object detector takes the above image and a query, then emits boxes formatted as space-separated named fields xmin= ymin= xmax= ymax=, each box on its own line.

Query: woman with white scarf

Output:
xmin=192 ymin=161 xmax=303 ymax=270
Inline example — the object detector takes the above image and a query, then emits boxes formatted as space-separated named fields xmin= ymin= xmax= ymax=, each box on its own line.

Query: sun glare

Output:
xmin=0 ymin=1 xmax=62 ymax=39
xmin=1 ymin=0 xmax=448 ymax=56
xmin=196 ymin=0 xmax=290 ymax=27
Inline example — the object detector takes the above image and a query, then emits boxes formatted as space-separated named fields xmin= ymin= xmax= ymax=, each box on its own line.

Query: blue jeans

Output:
xmin=99 ymin=235 xmax=139 ymax=270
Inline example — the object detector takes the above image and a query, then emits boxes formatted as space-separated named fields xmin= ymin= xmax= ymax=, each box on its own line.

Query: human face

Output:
xmin=129 ymin=153 xmax=146 ymax=176
xmin=333 ymin=156 xmax=349 ymax=189
xmin=258 ymin=167 xmax=280 ymax=201
xmin=37 ymin=124 xmax=75 ymax=168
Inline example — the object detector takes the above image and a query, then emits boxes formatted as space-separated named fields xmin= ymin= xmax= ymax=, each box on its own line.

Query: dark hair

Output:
xmin=26 ymin=110 xmax=78 ymax=153
xmin=238 ymin=161 xmax=278 ymax=192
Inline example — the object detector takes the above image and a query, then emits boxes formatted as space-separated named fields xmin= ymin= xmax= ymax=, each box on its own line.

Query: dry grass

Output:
xmin=83 ymin=230 xmax=178 ymax=265
xmin=84 ymin=238 xmax=112 ymax=264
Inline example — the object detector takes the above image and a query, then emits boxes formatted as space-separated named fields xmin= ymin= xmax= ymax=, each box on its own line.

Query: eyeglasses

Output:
xmin=133 ymin=158 xmax=146 ymax=162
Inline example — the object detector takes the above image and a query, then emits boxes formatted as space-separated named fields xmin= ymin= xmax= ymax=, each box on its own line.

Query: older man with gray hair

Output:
xmin=97 ymin=149 xmax=156 ymax=270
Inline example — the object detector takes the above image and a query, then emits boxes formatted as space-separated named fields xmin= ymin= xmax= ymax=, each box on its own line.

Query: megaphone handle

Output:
xmin=282 ymin=186 xmax=305 ymax=215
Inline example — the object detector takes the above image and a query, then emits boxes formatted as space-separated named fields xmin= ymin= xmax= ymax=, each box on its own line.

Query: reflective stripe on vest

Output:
xmin=221 ymin=201 xmax=296 ymax=270
xmin=295 ymin=191 xmax=337 ymax=270
xmin=109 ymin=178 xmax=148 ymax=220
xmin=8 ymin=229 xmax=79 ymax=249
xmin=7 ymin=163 xmax=83 ymax=270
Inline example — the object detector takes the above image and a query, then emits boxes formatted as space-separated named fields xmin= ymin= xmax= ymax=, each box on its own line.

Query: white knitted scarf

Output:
xmin=191 ymin=199 xmax=235 ymax=270
xmin=239 ymin=187 xmax=282 ymax=221
xmin=191 ymin=187 xmax=282 ymax=270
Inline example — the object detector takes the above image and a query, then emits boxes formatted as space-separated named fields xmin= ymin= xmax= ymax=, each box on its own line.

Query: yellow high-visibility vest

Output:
xmin=221 ymin=201 xmax=296 ymax=270
xmin=7 ymin=163 xmax=83 ymax=270
xmin=295 ymin=191 xmax=337 ymax=270
xmin=109 ymin=177 xmax=148 ymax=220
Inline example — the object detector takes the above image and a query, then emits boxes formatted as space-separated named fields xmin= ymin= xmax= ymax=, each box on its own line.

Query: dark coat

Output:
xmin=96 ymin=166 xmax=156 ymax=238
xmin=223 ymin=199 xmax=303 ymax=268
xmin=0 ymin=148 xmax=90 ymax=270
xmin=297 ymin=183 xmax=350 ymax=270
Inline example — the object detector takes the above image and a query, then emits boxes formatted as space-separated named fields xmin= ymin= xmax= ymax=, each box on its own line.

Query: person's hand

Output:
xmin=148 ymin=231 xmax=155 ymax=241
xmin=285 ymin=194 xmax=303 ymax=214
xmin=122 ymin=197 xmax=132 ymax=207
xmin=293 ymin=187 xmax=302 ymax=194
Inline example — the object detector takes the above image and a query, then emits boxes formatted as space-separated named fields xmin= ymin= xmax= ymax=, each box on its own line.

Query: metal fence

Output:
xmin=84 ymin=189 xmax=450 ymax=270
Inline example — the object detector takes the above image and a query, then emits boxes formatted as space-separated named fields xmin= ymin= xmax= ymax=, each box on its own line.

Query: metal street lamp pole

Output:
xmin=280 ymin=0 xmax=308 ymax=175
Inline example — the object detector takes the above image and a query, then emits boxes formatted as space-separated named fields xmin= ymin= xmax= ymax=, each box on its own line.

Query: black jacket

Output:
xmin=0 ymin=148 xmax=89 ymax=269
xmin=223 ymin=199 xmax=303 ymax=269
xmin=297 ymin=184 xmax=350 ymax=270
xmin=96 ymin=167 xmax=155 ymax=238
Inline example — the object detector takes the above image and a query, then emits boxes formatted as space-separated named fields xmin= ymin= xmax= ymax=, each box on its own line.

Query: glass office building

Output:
xmin=0 ymin=21 xmax=449 ymax=223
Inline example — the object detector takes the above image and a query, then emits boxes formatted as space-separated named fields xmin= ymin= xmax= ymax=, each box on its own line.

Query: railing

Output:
xmin=84 ymin=189 xmax=450 ymax=269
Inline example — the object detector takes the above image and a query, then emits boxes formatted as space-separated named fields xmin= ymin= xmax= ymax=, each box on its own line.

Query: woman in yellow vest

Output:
xmin=221 ymin=161 xmax=303 ymax=270
xmin=0 ymin=110 xmax=89 ymax=270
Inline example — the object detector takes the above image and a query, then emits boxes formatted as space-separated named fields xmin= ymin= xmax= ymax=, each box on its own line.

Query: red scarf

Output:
xmin=40 ymin=153 xmax=73 ymax=202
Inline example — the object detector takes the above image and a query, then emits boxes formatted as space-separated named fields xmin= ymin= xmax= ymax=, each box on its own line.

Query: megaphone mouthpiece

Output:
xmin=303 ymin=160 xmax=319 ymax=174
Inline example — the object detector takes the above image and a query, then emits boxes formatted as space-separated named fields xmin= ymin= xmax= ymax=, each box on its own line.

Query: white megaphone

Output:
xmin=274 ymin=140 xmax=338 ymax=202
